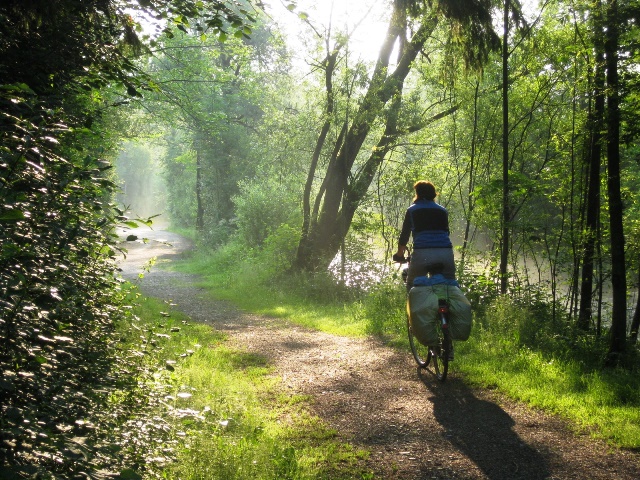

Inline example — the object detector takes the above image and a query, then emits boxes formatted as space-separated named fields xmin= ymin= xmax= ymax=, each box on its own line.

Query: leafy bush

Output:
xmin=455 ymin=265 xmax=503 ymax=318
xmin=233 ymin=177 xmax=301 ymax=247
xmin=255 ymin=224 xmax=301 ymax=278
xmin=0 ymin=85 xmax=154 ymax=478
xmin=359 ymin=277 xmax=407 ymax=338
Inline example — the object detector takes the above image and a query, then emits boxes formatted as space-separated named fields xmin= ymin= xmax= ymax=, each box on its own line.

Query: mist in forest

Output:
xmin=114 ymin=141 xmax=169 ymax=227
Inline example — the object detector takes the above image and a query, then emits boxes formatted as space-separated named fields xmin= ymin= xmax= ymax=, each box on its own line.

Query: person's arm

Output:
xmin=394 ymin=210 xmax=412 ymax=260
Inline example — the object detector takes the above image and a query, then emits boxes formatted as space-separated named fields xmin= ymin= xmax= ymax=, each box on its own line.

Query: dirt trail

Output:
xmin=118 ymin=229 xmax=640 ymax=480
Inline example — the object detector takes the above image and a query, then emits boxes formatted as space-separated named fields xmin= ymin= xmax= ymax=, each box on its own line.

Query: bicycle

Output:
xmin=394 ymin=254 xmax=452 ymax=382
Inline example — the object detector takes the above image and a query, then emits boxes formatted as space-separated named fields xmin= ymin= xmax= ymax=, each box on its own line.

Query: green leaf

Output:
xmin=0 ymin=83 xmax=35 ymax=94
xmin=119 ymin=469 xmax=143 ymax=480
xmin=0 ymin=209 xmax=26 ymax=222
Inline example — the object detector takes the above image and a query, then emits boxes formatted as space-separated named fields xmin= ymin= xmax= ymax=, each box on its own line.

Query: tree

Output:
xmin=604 ymin=0 xmax=627 ymax=363
xmin=140 ymin=16 xmax=288 ymax=241
xmin=577 ymin=0 xmax=606 ymax=331
xmin=0 ymin=0 xmax=260 ymax=475
xmin=500 ymin=0 xmax=511 ymax=294
xmin=294 ymin=0 xmax=499 ymax=272
xmin=0 ymin=0 xmax=256 ymax=98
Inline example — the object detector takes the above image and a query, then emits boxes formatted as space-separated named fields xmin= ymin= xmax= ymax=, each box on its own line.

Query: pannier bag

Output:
xmin=408 ymin=275 xmax=473 ymax=347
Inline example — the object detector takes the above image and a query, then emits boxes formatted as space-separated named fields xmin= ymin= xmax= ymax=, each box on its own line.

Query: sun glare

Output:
xmin=263 ymin=0 xmax=389 ymax=66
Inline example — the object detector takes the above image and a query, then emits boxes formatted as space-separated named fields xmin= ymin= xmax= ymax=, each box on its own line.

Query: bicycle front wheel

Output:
xmin=407 ymin=315 xmax=431 ymax=368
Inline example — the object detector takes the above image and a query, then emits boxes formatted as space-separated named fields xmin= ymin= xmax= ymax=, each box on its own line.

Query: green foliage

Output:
xmin=0 ymin=82 xmax=162 ymax=477
xmin=233 ymin=177 xmax=302 ymax=247
xmin=358 ymin=277 xmax=407 ymax=340
xmin=0 ymin=0 xmax=256 ymax=98
xmin=258 ymin=224 xmax=301 ymax=276
xmin=163 ymin=147 xmax=198 ymax=229
xmin=477 ymin=295 xmax=554 ymax=347
xmin=137 ymin=20 xmax=293 ymax=242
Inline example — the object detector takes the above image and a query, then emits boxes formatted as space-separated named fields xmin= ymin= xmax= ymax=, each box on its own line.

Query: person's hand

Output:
xmin=392 ymin=253 xmax=407 ymax=263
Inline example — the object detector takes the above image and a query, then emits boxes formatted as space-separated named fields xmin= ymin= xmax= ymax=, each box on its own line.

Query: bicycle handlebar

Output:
xmin=392 ymin=253 xmax=409 ymax=264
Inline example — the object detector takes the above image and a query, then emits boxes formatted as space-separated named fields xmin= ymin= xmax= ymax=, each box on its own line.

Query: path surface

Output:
xmin=118 ymin=229 xmax=640 ymax=480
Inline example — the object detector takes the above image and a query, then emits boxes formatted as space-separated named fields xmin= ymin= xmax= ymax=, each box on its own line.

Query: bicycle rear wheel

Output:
xmin=407 ymin=315 xmax=431 ymax=368
xmin=430 ymin=318 xmax=450 ymax=382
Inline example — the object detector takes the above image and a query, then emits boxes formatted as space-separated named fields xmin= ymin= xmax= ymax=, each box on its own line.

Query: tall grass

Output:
xmin=171 ymin=236 xmax=371 ymax=337
xmin=459 ymin=296 xmax=640 ymax=448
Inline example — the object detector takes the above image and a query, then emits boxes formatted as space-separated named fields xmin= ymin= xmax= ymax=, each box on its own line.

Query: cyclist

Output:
xmin=393 ymin=181 xmax=455 ymax=291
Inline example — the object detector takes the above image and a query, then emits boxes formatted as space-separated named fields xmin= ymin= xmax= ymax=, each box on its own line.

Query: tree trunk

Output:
xmin=604 ymin=0 xmax=627 ymax=365
xmin=500 ymin=0 xmax=510 ymax=294
xmin=630 ymin=262 xmax=640 ymax=343
xmin=195 ymin=138 xmax=204 ymax=232
xmin=461 ymin=80 xmax=480 ymax=264
xmin=577 ymin=3 xmax=605 ymax=331
xmin=299 ymin=48 xmax=341 ymax=258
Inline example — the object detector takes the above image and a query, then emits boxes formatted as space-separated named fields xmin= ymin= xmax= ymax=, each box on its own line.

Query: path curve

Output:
xmin=118 ymin=229 xmax=640 ymax=480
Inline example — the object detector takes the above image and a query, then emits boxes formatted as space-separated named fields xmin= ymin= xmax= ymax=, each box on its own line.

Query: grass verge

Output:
xmin=457 ymin=330 xmax=640 ymax=448
xmin=121 ymin=288 xmax=373 ymax=479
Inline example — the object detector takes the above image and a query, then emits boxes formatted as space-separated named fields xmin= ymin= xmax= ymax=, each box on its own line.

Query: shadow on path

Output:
xmin=421 ymin=373 xmax=552 ymax=480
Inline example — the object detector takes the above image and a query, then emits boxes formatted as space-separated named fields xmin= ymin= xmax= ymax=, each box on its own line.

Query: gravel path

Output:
xmin=118 ymin=229 xmax=640 ymax=479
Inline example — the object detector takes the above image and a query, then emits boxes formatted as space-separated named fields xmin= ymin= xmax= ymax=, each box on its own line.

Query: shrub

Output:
xmin=0 ymin=85 xmax=161 ymax=479
xmin=233 ymin=178 xmax=301 ymax=247
xmin=360 ymin=276 xmax=407 ymax=338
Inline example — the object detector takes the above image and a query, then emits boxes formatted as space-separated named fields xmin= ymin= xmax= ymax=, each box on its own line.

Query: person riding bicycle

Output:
xmin=393 ymin=181 xmax=456 ymax=291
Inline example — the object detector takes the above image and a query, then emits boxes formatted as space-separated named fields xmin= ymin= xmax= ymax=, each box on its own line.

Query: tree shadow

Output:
xmin=421 ymin=372 xmax=552 ymax=480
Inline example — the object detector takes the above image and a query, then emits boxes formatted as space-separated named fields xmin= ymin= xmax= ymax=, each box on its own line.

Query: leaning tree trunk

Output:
xmin=294 ymin=0 xmax=499 ymax=272
xmin=294 ymin=7 xmax=439 ymax=271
